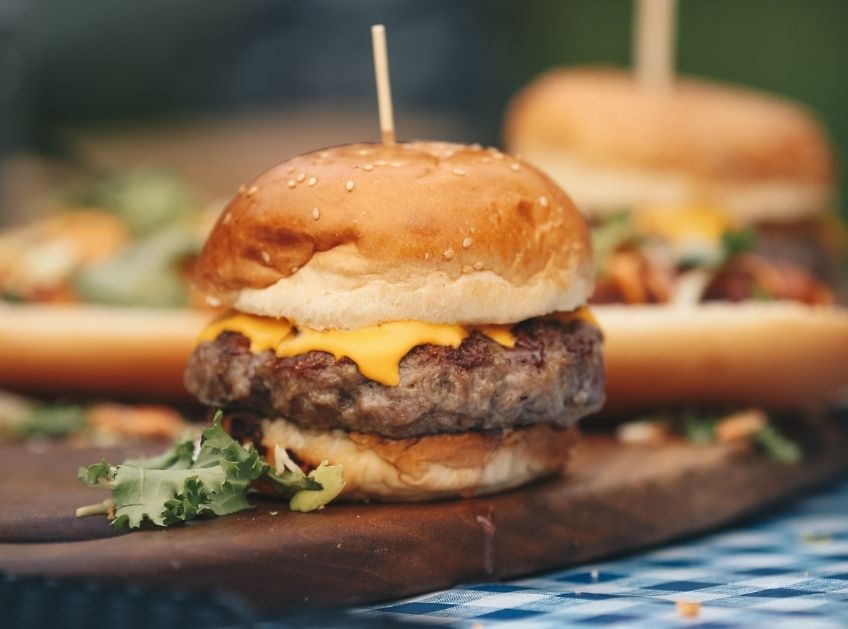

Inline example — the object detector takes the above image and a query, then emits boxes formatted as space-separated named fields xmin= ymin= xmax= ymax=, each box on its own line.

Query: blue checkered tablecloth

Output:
xmin=354 ymin=478 xmax=848 ymax=628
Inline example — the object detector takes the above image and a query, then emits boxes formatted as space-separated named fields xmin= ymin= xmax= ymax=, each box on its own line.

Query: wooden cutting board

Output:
xmin=0 ymin=417 xmax=846 ymax=612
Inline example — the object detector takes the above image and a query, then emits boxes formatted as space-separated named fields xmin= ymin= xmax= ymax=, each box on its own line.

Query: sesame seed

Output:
xmin=462 ymin=265 xmax=473 ymax=274
xmin=375 ymin=160 xmax=387 ymax=166
xmin=473 ymin=261 xmax=484 ymax=270
xmin=261 ymin=250 xmax=271 ymax=264
xmin=493 ymin=152 xmax=504 ymax=160
xmin=287 ymin=179 xmax=296 ymax=188
xmin=286 ymin=166 xmax=295 ymax=173
xmin=357 ymin=149 xmax=370 ymax=156
xmin=470 ymin=143 xmax=482 ymax=150
xmin=345 ymin=180 xmax=355 ymax=192
xmin=424 ymin=252 xmax=431 ymax=260
xmin=462 ymin=237 xmax=473 ymax=248
xmin=307 ymin=176 xmax=317 ymax=186
xmin=391 ymin=161 xmax=402 ymax=168
xmin=296 ymin=172 xmax=306 ymax=182
xmin=205 ymin=295 xmax=222 ymax=308
xmin=443 ymin=248 xmax=455 ymax=260
xmin=363 ymin=163 xmax=374 ymax=172
xmin=222 ymin=212 xmax=232 ymax=224
xmin=290 ymin=266 xmax=299 ymax=273
xmin=539 ymin=195 xmax=549 ymax=208
xmin=481 ymin=157 xmax=491 ymax=163
xmin=320 ymin=151 xmax=330 ymax=158
xmin=247 ymin=185 xmax=259 ymax=196
xmin=510 ymin=163 xmax=520 ymax=172
xmin=452 ymin=168 xmax=466 ymax=176
xmin=311 ymin=207 xmax=320 ymax=220
xmin=238 ymin=184 xmax=247 ymax=194
xmin=443 ymin=150 xmax=455 ymax=158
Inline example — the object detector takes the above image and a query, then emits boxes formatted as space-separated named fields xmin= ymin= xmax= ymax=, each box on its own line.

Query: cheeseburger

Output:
xmin=185 ymin=141 xmax=604 ymax=501
xmin=505 ymin=67 xmax=848 ymax=411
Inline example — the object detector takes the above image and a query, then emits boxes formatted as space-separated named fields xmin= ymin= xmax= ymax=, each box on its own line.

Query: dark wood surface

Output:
xmin=0 ymin=419 xmax=846 ymax=611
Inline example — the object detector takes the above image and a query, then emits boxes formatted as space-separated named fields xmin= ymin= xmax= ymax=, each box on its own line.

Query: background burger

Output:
xmin=184 ymin=140 xmax=604 ymax=501
xmin=505 ymin=67 xmax=848 ymax=412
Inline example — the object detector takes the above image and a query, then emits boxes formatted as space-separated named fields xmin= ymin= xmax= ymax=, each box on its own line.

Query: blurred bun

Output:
xmin=195 ymin=141 xmax=593 ymax=329
xmin=261 ymin=418 xmax=578 ymax=501
xmin=505 ymin=67 xmax=835 ymax=221
xmin=597 ymin=302 xmax=848 ymax=413
xmin=0 ymin=304 xmax=208 ymax=400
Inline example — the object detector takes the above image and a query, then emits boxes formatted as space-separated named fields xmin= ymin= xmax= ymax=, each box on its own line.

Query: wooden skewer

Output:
xmin=633 ymin=0 xmax=677 ymax=89
xmin=371 ymin=24 xmax=396 ymax=144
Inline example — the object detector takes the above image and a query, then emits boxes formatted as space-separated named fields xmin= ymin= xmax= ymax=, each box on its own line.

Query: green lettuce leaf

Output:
xmin=110 ymin=465 xmax=227 ymax=528
xmin=72 ymin=225 xmax=200 ymax=308
xmin=290 ymin=462 xmax=345 ymax=512
xmin=721 ymin=228 xmax=757 ymax=260
xmin=591 ymin=211 xmax=638 ymax=275
xmin=755 ymin=424 xmax=802 ymax=464
xmin=0 ymin=394 xmax=88 ymax=441
xmin=76 ymin=411 xmax=343 ymax=530
xmin=78 ymin=460 xmax=112 ymax=486
xmin=123 ymin=434 xmax=196 ymax=470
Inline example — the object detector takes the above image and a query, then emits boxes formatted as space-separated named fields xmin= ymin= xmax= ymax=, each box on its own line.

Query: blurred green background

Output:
xmin=2 ymin=0 xmax=846 ymax=216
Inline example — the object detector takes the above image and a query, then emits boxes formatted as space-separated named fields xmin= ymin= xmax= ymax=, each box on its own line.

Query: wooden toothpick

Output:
xmin=633 ymin=0 xmax=677 ymax=89
xmin=371 ymin=24 xmax=396 ymax=144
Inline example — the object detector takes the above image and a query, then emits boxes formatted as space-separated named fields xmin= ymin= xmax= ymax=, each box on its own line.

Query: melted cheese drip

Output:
xmin=277 ymin=321 xmax=468 ymax=386
xmin=552 ymin=306 xmax=598 ymax=327
xmin=475 ymin=324 xmax=516 ymax=349
xmin=196 ymin=309 xmax=596 ymax=386
xmin=197 ymin=313 xmax=293 ymax=353
xmin=634 ymin=206 xmax=733 ymax=245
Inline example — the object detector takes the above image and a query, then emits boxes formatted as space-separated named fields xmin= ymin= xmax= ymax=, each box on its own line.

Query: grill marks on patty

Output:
xmin=185 ymin=318 xmax=605 ymax=439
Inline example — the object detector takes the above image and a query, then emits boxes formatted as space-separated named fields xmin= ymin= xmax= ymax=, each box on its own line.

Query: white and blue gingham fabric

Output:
xmin=355 ymin=478 xmax=848 ymax=628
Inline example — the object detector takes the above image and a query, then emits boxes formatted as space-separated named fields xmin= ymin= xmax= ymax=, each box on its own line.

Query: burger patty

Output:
xmin=185 ymin=318 xmax=604 ymax=439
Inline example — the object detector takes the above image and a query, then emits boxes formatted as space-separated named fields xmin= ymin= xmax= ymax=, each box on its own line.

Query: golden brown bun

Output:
xmin=260 ymin=418 xmax=577 ymax=501
xmin=195 ymin=141 xmax=593 ymax=329
xmin=597 ymin=302 xmax=848 ymax=413
xmin=505 ymin=67 xmax=835 ymax=221
xmin=0 ymin=303 xmax=209 ymax=400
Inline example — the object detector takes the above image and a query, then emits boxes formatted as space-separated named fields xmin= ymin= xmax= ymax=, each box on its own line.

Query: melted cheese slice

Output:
xmin=552 ymin=306 xmax=598 ymax=327
xmin=197 ymin=313 xmax=293 ymax=353
xmin=196 ymin=309 xmax=595 ymax=386
xmin=634 ymin=206 xmax=734 ymax=246
xmin=475 ymin=324 xmax=516 ymax=349
xmin=277 ymin=321 xmax=468 ymax=385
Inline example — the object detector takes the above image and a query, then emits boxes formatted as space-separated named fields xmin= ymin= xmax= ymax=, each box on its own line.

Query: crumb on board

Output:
xmin=715 ymin=409 xmax=768 ymax=443
xmin=676 ymin=600 xmax=701 ymax=618
xmin=616 ymin=420 xmax=671 ymax=445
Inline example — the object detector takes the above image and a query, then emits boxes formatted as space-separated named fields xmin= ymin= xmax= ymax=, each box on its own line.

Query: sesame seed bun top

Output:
xmin=195 ymin=141 xmax=594 ymax=329
xmin=504 ymin=67 xmax=836 ymax=221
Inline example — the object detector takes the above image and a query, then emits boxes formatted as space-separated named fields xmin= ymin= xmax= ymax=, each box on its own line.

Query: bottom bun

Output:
xmin=260 ymin=419 xmax=578 ymax=501
xmin=510 ymin=145 xmax=830 ymax=223
xmin=597 ymin=302 xmax=848 ymax=413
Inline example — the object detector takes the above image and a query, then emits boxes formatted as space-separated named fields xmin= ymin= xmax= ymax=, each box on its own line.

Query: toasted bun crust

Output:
xmin=0 ymin=304 xmax=209 ymax=400
xmin=505 ymin=67 xmax=835 ymax=220
xmin=597 ymin=302 xmax=848 ymax=413
xmin=260 ymin=418 xmax=577 ymax=501
xmin=195 ymin=141 xmax=593 ymax=329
